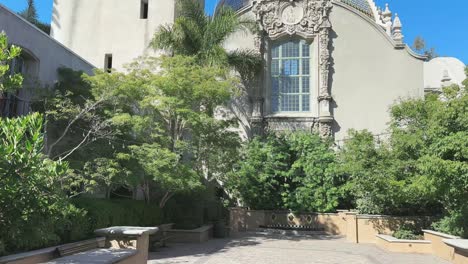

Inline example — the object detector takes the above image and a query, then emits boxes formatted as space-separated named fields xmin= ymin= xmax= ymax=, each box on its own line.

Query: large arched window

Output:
xmin=271 ymin=39 xmax=311 ymax=113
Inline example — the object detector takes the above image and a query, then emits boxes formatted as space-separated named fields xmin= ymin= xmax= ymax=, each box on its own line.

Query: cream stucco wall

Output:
xmin=51 ymin=0 xmax=178 ymax=72
xmin=222 ymin=4 xmax=425 ymax=140
xmin=0 ymin=5 xmax=94 ymax=86
xmin=329 ymin=4 xmax=424 ymax=140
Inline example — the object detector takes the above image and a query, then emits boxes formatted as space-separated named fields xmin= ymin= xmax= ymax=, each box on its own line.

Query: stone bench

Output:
xmin=41 ymin=227 xmax=158 ymax=264
xmin=0 ymin=227 xmax=158 ymax=264
xmin=150 ymin=223 xmax=175 ymax=250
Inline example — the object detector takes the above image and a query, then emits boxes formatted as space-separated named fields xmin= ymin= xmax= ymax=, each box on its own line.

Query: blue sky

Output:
xmin=1 ymin=0 xmax=466 ymax=64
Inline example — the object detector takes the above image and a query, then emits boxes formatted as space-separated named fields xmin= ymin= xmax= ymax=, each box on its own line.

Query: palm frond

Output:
xmin=176 ymin=0 xmax=208 ymax=32
xmin=227 ymin=49 xmax=262 ymax=81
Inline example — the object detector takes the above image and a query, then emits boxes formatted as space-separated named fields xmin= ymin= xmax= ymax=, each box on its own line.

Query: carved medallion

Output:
xmin=281 ymin=4 xmax=303 ymax=25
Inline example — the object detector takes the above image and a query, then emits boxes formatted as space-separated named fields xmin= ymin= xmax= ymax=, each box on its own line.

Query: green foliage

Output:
xmin=227 ymin=132 xmax=344 ymax=212
xmin=18 ymin=0 xmax=51 ymax=34
xmin=0 ymin=33 xmax=23 ymax=93
xmin=72 ymin=198 xmax=163 ymax=236
xmin=79 ymin=56 xmax=239 ymax=206
xmin=151 ymin=0 xmax=261 ymax=75
xmin=0 ymin=113 xmax=85 ymax=255
xmin=393 ymin=228 xmax=421 ymax=240
xmin=432 ymin=207 xmax=468 ymax=238
xmin=340 ymin=70 xmax=467 ymax=236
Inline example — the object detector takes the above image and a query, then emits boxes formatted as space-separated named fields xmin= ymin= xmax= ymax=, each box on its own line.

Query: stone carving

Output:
xmin=319 ymin=122 xmax=332 ymax=137
xmin=253 ymin=0 xmax=335 ymax=137
xmin=265 ymin=117 xmax=318 ymax=133
xmin=252 ymin=0 xmax=333 ymax=40
xmin=282 ymin=4 xmax=303 ymax=25
xmin=319 ymin=27 xmax=331 ymax=97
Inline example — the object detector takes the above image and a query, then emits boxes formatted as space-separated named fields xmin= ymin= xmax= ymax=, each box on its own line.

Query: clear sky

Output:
xmin=1 ymin=0 xmax=466 ymax=64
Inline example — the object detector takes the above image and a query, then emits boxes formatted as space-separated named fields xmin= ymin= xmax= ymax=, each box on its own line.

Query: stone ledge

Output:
xmin=423 ymin=230 xmax=460 ymax=239
xmin=168 ymin=225 xmax=213 ymax=234
xmin=95 ymin=226 xmax=159 ymax=237
xmin=376 ymin=234 xmax=431 ymax=244
xmin=443 ymin=239 xmax=468 ymax=251
xmin=0 ymin=246 xmax=56 ymax=264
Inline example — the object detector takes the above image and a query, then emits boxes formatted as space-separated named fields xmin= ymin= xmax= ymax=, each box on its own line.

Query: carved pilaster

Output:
xmin=251 ymin=97 xmax=265 ymax=136
xmin=253 ymin=0 xmax=335 ymax=138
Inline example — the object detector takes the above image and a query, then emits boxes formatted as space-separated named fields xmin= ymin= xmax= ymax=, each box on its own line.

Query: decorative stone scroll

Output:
xmin=252 ymin=0 xmax=333 ymax=40
xmin=253 ymin=0 xmax=335 ymax=137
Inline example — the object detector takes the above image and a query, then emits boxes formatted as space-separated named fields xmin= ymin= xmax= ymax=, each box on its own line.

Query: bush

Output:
xmin=432 ymin=208 xmax=468 ymax=238
xmin=393 ymin=229 xmax=421 ymax=240
xmin=0 ymin=114 xmax=85 ymax=256
xmin=226 ymin=132 xmax=345 ymax=212
xmin=163 ymin=189 xmax=226 ymax=229
xmin=72 ymin=198 xmax=164 ymax=236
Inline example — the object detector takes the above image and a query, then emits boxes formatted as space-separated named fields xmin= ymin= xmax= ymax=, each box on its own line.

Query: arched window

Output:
xmin=271 ymin=39 xmax=311 ymax=113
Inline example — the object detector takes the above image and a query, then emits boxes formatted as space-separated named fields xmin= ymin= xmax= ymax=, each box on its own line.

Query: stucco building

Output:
xmin=7 ymin=0 xmax=465 ymax=139
xmin=0 ymin=5 xmax=94 ymax=117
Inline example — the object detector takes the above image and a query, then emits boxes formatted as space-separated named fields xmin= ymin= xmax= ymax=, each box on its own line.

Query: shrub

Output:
xmin=432 ymin=208 xmax=468 ymax=238
xmin=0 ymin=114 xmax=84 ymax=255
xmin=226 ymin=132 xmax=345 ymax=212
xmin=72 ymin=198 xmax=164 ymax=236
xmin=393 ymin=229 xmax=421 ymax=240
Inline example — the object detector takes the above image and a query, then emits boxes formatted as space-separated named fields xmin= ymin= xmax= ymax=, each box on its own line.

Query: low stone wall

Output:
xmin=376 ymin=234 xmax=432 ymax=254
xmin=166 ymin=225 xmax=213 ymax=243
xmin=423 ymin=230 xmax=468 ymax=264
xmin=0 ymin=246 xmax=57 ymax=264
xmin=229 ymin=208 xmax=431 ymax=243
xmin=229 ymin=208 xmax=468 ymax=263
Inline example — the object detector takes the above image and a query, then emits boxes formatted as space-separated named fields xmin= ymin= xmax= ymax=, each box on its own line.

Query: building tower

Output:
xmin=51 ymin=0 xmax=204 ymax=71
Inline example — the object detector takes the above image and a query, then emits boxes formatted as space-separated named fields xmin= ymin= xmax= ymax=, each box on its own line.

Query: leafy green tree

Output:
xmin=284 ymin=133 xmax=343 ymax=212
xmin=151 ymin=0 xmax=261 ymax=74
xmin=340 ymin=68 xmax=467 ymax=236
xmin=227 ymin=132 xmax=344 ymax=212
xmin=18 ymin=0 xmax=51 ymax=34
xmin=0 ymin=32 xmax=23 ymax=93
xmin=226 ymin=134 xmax=290 ymax=210
xmin=82 ymin=56 xmax=240 ymax=206
xmin=0 ymin=113 xmax=85 ymax=255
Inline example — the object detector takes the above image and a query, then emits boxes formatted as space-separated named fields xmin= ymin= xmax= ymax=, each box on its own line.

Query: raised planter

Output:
xmin=423 ymin=230 xmax=460 ymax=261
xmin=166 ymin=225 xmax=213 ymax=243
xmin=443 ymin=239 xmax=468 ymax=264
xmin=376 ymin=234 xmax=432 ymax=254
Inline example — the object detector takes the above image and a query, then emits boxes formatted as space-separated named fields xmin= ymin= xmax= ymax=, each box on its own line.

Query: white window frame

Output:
xmin=269 ymin=39 xmax=313 ymax=114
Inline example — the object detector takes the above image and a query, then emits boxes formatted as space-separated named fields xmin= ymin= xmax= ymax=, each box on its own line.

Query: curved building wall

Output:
xmin=222 ymin=4 xmax=425 ymax=140
xmin=330 ymin=4 xmax=424 ymax=140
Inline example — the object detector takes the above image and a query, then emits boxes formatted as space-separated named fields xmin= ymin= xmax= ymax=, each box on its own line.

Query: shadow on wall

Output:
xmin=328 ymin=29 xmax=341 ymax=135
xmin=367 ymin=216 xmax=434 ymax=235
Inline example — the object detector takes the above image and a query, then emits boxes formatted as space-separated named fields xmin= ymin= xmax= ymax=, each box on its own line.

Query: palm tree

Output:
xmin=151 ymin=0 xmax=262 ymax=78
xmin=19 ymin=0 xmax=51 ymax=34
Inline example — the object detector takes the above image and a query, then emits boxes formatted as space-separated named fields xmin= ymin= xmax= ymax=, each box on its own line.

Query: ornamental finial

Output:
xmin=392 ymin=13 xmax=403 ymax=44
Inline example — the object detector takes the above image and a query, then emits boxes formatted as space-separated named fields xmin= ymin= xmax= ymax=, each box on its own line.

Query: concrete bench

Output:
xmin=150 ymin=223 xmax=175 ymax=250
xmin=0 ymin=227 xmax=158 ymax=264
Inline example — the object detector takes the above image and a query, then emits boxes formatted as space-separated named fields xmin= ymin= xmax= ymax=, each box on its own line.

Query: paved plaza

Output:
xmin=148 ymin=232 xmax=449 ymax=264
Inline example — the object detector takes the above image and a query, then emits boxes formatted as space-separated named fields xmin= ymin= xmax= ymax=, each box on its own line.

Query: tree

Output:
xmin=412 ymin=36 xmax=438 ymax=60
xmin=0 ymin=32 xmax=23 ymax=94
xmin=340 ymin=68 xmax=468 ymax=237
xmin=0 ymin=113 xmax=85 ymax=255
xmin=81 ymin=55 xmax=240 ymax=206
xmin=18 ymin=0 xmax=51 ymax=34
xmin=151 ymin=0 xmax=261 ymax=74
xmin=226 ymin=132 xmax=345 ymax=212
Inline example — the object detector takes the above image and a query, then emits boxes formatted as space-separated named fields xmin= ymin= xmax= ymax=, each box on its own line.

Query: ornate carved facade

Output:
xmin=252 ymin=0 xmax=334 ymax=137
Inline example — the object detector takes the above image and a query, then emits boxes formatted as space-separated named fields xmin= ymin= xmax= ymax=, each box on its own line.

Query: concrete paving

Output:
xmin=148 ymin=232 xmax=449 ymax=264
